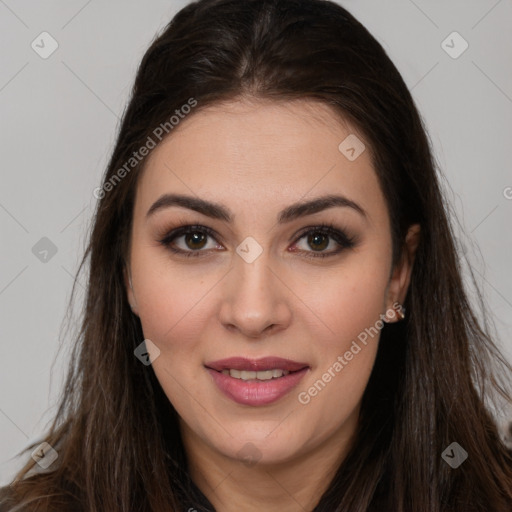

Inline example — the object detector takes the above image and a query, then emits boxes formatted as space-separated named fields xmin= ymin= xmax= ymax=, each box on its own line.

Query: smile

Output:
xmin=220 ymin=368 xmax=290 ymax=380
xmin=205 ymin=357 xmax=310 ymax=406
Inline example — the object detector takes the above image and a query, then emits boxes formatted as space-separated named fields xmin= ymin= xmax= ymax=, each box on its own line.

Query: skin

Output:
xmin=125 ymin=98 xmax=420 ymax=511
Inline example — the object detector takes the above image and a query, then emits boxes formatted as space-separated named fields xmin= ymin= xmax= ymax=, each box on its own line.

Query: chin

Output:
xmin=210 ymin=424 xmax=310 ymax=467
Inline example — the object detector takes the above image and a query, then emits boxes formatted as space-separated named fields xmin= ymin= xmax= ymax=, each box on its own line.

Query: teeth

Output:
xmin=221 ymin=369 xmax=291 ymax=380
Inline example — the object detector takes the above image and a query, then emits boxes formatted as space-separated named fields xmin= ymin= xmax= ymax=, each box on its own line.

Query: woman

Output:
xmin=1 ymin=0 xmax=511 ymax=510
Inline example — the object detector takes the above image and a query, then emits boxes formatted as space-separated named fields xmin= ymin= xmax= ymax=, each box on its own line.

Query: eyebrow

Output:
xmin=146 ymin=193 xmax=367 ymax=223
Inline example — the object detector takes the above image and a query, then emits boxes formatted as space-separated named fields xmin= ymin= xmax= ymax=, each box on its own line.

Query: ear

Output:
xmin=123 ymin=263 xmax=139 ymax=316
xmin=385 ymin=224 xmax=421 ymax=322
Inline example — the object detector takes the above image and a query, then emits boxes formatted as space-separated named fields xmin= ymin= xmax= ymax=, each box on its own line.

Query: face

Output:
xmin=126 ymin=98 xmax=418 ymax=466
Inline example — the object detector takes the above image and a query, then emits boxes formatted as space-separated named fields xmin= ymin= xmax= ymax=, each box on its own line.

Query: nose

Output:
xmin=218 ymin=251 xmax=292 ymax=340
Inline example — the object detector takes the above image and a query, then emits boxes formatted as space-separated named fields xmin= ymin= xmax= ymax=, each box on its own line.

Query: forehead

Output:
xmin=134 ymin=98 xmax=386 ymax=227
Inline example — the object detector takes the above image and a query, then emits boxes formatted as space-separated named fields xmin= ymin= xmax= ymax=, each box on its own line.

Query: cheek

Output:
xmin=293 ymin=252 xmax=391 ymax=351
xmin=292 ymin=252 xmax=390 ymax=414
xmin=135 ymin=271 xmax=215 ymax=412
xmin=135 ymin=268 xmax=211 ymax=354
xmin=129 ymin=225 xmax=213 ymax=333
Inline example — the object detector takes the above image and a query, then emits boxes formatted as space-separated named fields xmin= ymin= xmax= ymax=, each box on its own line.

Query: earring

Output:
xmin=384 ymin=303 xmax=406 ymax=323
xmin=395 ymin=303 xmax=406 ymax=320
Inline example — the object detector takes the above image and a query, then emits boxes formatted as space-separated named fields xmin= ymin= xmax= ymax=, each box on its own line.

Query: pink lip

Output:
xmin=205 ymin=357 xmax=310 ymax=406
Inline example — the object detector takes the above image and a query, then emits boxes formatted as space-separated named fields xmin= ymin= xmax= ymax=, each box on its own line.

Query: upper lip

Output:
xmin=205 ymin=357 xmax=309 ymax=372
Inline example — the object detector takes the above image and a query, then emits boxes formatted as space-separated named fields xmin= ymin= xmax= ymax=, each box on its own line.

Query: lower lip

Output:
xmin=207 ymin=367 xmax=309 ymax=406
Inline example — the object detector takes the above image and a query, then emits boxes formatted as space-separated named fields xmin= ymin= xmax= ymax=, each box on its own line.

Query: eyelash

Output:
xmin=158 ymin=222 xmax=357 ymax=260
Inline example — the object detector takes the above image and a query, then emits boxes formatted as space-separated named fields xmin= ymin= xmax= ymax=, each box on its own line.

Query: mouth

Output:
xmin=205 ymin=356 xmax=309 ymax=373
xmin=204 ymin=357 xmax=310 ymax=406
xmin=219 ymin=368 xmax=293 ymax=380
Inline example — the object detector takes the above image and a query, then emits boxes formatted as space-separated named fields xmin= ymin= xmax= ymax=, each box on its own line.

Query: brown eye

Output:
xmin=159 ymin=225 xmax=222 ymax=258
xmin=184 ymin=232 xmax=208 ymax=250
xmin=307 ymin=232 xmax=330 ymax=252
xmin=292 ymin=224 xmax=357 ymax=259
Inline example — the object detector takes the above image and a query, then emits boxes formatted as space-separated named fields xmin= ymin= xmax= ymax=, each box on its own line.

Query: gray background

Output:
xmin=1 ymin=0 xmax=511 ymax=485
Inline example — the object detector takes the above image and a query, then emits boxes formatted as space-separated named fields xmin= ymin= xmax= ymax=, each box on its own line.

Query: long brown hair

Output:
xmin=2 ymin=0 xmax=511 ymax=510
